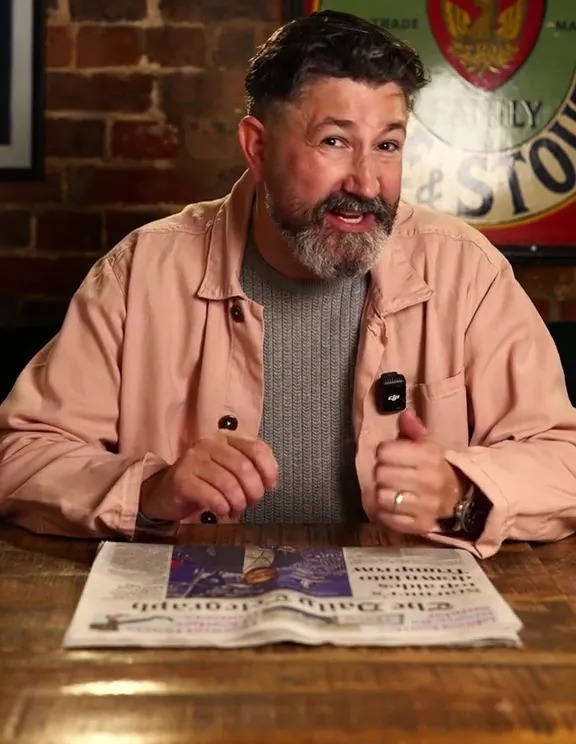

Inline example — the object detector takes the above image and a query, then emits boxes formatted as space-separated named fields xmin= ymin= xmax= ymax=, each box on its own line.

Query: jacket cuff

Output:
xmin=114 ymin=453 xmax=172 ymax=539
xmin=435 ymin=448 xmax=514 ymax=558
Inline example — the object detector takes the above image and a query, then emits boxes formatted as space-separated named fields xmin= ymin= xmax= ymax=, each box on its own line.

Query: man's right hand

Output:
xmin=139 ymin=433 xmax=279 ymax=523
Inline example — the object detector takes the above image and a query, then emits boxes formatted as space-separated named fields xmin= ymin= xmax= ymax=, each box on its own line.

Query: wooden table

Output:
xmin=1 ymin=522 xmax=576 ymax=744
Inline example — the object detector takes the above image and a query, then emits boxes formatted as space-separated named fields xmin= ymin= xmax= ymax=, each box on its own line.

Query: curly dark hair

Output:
xmin=245 ymin=10 xmax=429 ymax=119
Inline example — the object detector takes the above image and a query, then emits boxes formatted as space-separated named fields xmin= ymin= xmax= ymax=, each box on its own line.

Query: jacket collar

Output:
xmin=197 ymin=171 xmax=433 ymax=315
xmin=367 ymin=202 xmax=434 ymax=319
xmin=197 ymin=171 xmax=254 ymax=300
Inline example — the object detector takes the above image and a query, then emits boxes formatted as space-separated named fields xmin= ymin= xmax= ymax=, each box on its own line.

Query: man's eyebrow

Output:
xmin=381 ymin=121 xmax=407 ymax=135
xmin=312 ymin=117 xmax=407 ymax=134
xmin=313 ymin=117 xmax=355 ymax=130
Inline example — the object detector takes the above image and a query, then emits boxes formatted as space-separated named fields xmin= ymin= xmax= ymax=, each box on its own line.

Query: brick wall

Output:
xmin=0 ymin=0 xmax=281 ymax=326
xmin=0 ymin=0 xmax=575 ymax=327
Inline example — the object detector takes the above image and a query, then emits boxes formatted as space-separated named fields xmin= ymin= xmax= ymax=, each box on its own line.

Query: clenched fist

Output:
xmin=374 ymin=408 xmax=469 ymax=534
xmin=139 ymin=433 xmax=279 ymax=523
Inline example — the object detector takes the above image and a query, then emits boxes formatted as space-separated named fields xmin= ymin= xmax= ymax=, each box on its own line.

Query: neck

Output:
xmin=251 ymin=185 xmax=320 ymax=281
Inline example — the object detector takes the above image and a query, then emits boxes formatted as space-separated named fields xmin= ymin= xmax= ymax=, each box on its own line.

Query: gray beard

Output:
xmin=278 ymin=221 xmax=390 ymax=279
xmin=264 ymin=188 xmax=395 ymax=280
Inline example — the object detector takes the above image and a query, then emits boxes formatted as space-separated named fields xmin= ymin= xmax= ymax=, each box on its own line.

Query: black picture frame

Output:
xmin=0 ymin=0 xmax=44 ymax=181
xmin=281 ymin=1 xmax=576 ymax=266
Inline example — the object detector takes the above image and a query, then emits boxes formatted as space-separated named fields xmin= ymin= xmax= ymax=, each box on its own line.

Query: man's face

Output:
xmin=260 ymin=78 xmax=408 ymax=279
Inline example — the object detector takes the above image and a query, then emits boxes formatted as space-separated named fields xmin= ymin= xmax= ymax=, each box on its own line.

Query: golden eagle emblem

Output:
xmin=442 ymin=0 xmax=526 ymax=79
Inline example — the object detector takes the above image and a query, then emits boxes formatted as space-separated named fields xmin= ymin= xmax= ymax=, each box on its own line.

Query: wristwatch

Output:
xmin=440 ymin=488 xmax=491 ymax=537
xmin=136 ymin=510 xmax=174 ymax=529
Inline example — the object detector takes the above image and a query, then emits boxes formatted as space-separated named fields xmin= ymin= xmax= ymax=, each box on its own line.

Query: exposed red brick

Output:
xmin=106 ymin=210 xmax=173 ymax=245
xmin=111 ymin=121 xmax=179 ymax=159
xmin=256 ymin=21 xmax=283 ymax=46
xmin=183 ymin=116 xmax=242 ymax=160
xmin=0 ymin=211 xmax=32 ymax=248
xmin=559 ymin=300 xmax=576 ymax=322
xmin=68 ymin=166 xmax=194 ymax=205
xmin=213 ymin=25 xmax=255 ymax=68
xmin=0 ymin=171 xmax=63 ymax=205
xmin=146 ymin=26 xmax=206 ymax=68
xmin=187 ymin=159 xmax=246 ymax=200
xmin=161 ymin=70 xmax=244 ymax=121
xmin=159 ymin=72 xmax=204 ymax=121
xmin=70 ymin=0 xmax=147 ymax=22
xmin=36 ymin=211 xmax=102 ymax=253
xmin=47 ymin=72 xmax=153 ymax=113
xmin=198 ymin=70 xmax=247 ymax=113
xmin=0 ymin=256 xmax=96 ymax=298
xmin=46 ymin=25 xmax=73 ymax=68
xmin=46 ymin=0 xmax=67 ymax=23
xmin=46 ymin=118 xmax=105 ymax=158
xmin=77 ymin=26 xmax=143 ymax=68
xmin=159 ymin=0 xmax=282 ymax=22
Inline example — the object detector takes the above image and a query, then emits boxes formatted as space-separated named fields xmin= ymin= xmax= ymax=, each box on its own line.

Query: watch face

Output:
xmin=462 ymin=499 xmax=488 ymax=535
xmin=462 ymin=505 xmax=478 ymax=533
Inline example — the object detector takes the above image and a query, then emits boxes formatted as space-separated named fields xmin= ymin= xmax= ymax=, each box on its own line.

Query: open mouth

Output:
xmin=325 ymin=211 xmax=376 ymax=231
xmin=332 ymin=212 xmax=365 ymax=224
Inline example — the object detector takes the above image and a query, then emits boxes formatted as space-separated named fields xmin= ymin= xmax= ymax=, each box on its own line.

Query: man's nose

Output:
xmin=341 ymin=155 xmax=380 ymax=200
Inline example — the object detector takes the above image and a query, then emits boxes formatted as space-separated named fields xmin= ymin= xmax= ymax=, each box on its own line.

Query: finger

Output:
xmin=207 ymin=442 xmax=269 ymax=506
xmin=375 ymin=487 xmax=419 ymax=517
xmin=375 ymin=510 xmax=421 ymax=534
xmin=226 ymin=436 xmax=279 ymax=491
xmin=376 ymin=440 xmax=437 ymax=468
xmin=374 ymin=465 xmax=420 ymax=493
xmin=397 ymin=408 xmax=428 ymax=442
xmin=174 ymin=473 xmax=232 ymax=519
xmin=194 ymin=458 xmax=248 ymax=515
xmin=376 ymin=488 xmax=442 ymax=532
xmin=376 ymin=486 xmax=443 ymax=522
xmin=376 ymin=508 xmax=438 ymax=535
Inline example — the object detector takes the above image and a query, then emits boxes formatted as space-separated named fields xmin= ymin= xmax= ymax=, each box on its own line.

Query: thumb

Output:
xmin=397 ymin=408 xmax=428 ymax=441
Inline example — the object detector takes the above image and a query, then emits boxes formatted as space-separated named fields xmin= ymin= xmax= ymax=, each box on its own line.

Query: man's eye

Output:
xmin=322 ymin=137 xmax=345 ymax=147
xmin=379 ymin=141 xmax=399 ymax=152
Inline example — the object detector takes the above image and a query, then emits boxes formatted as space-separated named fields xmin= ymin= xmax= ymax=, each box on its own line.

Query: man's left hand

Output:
xmin=373 ymin=408 xmax=469 ymax=534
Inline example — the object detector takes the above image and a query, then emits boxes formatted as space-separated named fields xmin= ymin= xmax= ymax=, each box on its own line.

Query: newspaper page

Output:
xmin=63 ymin=543 xmax=523 ymax=648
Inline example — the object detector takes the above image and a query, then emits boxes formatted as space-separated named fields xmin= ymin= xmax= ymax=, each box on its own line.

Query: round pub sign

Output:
xmin=304 ymin=0 xmax=576 ymax=246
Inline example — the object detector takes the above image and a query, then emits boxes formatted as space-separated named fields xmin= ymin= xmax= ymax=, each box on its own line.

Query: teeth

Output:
xmin=337 ymin=214 xmax=363 ymax=224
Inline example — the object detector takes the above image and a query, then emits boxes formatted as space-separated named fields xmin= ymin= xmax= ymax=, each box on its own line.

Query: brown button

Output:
xmin=218 ymin=415 xmax=238 ymax=431
xmin=230 ymin=303 xmax=244 ymax=322
xmin=201 ymin=511 xmax=218 ymax=524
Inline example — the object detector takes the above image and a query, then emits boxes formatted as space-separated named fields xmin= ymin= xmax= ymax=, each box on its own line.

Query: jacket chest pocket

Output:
xmin=407 ymin=369 xmax=469 ymax=450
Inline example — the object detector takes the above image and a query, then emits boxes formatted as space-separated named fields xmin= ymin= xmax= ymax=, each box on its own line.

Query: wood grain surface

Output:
xmin=1 ymin=522 xmax=575 ymax=743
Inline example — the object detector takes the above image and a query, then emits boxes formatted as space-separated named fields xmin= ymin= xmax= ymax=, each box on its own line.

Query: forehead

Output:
xmin=290 ymin=77 xmax=408 ymax=126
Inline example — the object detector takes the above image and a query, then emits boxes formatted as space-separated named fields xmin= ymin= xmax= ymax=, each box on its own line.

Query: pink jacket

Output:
xmin=1 ymin=173 xmax=575 ymax=557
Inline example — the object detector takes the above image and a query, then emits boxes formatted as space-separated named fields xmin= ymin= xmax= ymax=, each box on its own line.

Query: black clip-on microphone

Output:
xmin=376 ymin=371 xmax=406 ymax=414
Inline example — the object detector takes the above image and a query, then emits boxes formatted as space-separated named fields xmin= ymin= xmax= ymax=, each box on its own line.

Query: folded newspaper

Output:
xmin=63 ymin=543 xmax=523 ymax=648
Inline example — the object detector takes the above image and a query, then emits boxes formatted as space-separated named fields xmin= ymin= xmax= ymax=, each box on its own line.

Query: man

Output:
xmin=0 ymin=11 xmax=575 ymax=557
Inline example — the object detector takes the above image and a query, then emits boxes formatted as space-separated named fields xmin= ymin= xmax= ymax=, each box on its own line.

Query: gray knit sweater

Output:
xmin=240 ymin=240 xmax=368 ymax=523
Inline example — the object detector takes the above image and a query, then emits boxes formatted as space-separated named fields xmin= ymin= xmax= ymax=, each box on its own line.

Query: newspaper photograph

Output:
xmin=63 ymin=543 xmax=523 ymax=648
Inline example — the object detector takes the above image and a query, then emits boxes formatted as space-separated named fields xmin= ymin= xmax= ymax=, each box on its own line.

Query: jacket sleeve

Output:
xmin=431 ymin=259 xmax=576 ymax=558
xmin=0 ymin=254 xmax=169 ymax=538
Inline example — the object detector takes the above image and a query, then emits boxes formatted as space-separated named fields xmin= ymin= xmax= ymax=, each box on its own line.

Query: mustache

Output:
xmin=313 ymin=192 xmax=396 ymax=225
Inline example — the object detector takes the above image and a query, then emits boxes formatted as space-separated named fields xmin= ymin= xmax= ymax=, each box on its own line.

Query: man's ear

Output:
xmin=238 ymin=115 xmax=266 ymax=180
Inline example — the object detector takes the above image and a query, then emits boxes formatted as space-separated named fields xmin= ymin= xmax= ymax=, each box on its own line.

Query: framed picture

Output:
xmin=284 ymin=1 xmax=576 ymax=264
xmin=0 ymin=0 xmax=44 ymax=181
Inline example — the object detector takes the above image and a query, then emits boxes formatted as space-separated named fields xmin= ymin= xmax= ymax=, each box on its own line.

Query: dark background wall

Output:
xmin=0 ymin=0 xmax=575 ymax=329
